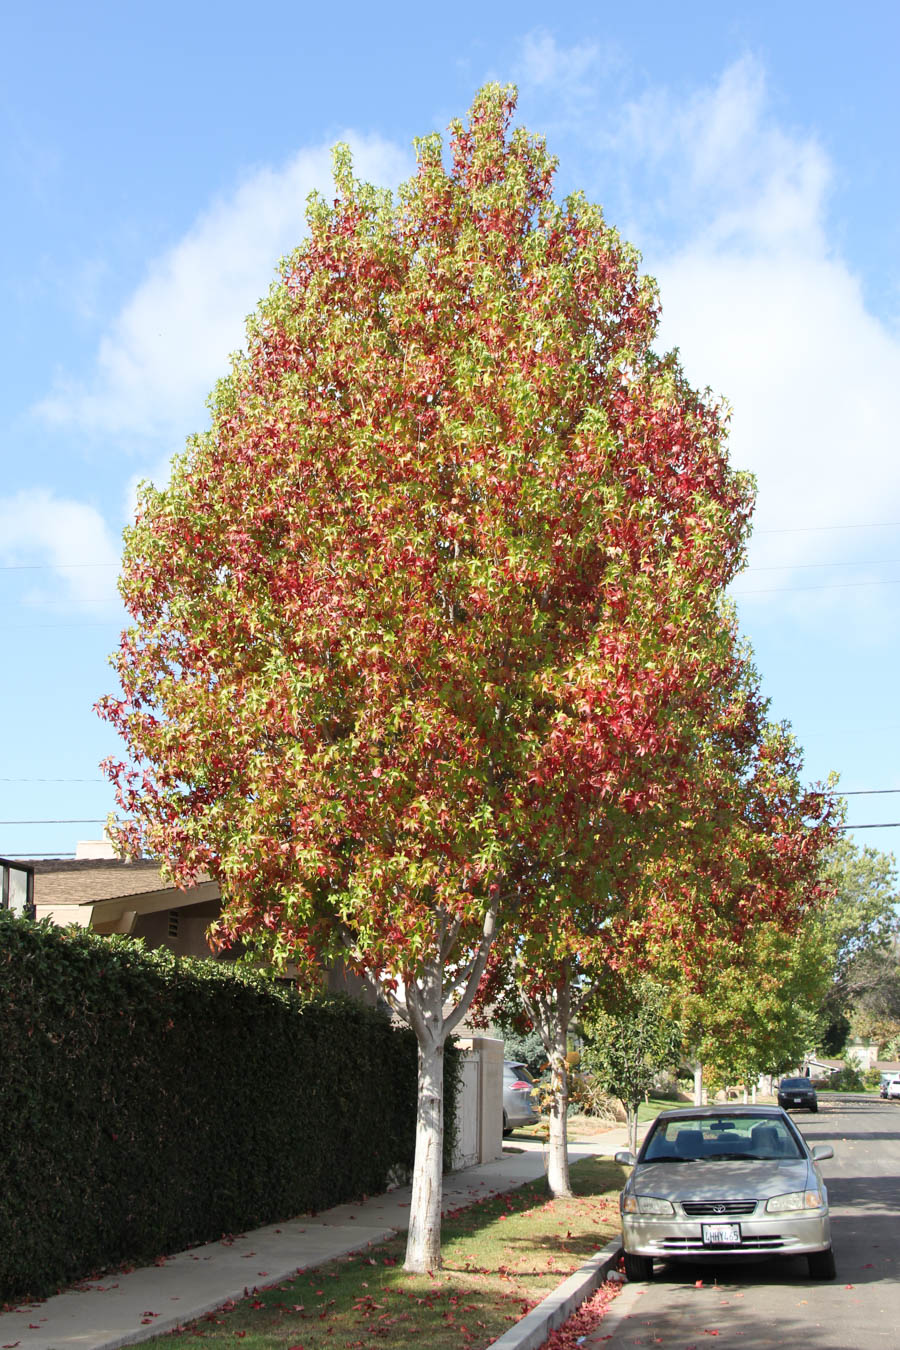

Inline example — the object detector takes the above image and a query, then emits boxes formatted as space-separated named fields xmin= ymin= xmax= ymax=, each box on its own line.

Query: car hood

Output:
xmin=631 ymin=1159 xmax=812 ymax=1201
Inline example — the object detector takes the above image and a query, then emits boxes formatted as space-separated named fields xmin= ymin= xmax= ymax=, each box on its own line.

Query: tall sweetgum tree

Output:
xmin=99 ymin=86 xmax=755 ymax=1270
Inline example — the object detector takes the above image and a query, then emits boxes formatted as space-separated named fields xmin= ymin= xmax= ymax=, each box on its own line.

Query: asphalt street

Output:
xmin=585 ymin=1094 xmax=900 ymax=1348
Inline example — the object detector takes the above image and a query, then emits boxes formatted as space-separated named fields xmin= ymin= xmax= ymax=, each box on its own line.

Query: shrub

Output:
xmin=566 ymin=1071 xmax=621 ymax=1122
xmin=828 ymin=1062 xmax=865 ymax=1092
xmin=0 ymin=914 xmax=459 ymax=1300
xmin=501 ymin=1029 xmax=548 ymax=1076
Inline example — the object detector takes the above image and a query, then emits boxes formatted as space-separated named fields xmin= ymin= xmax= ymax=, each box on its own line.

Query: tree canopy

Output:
xmin=101 ymin=84 xmax=761 ymax=1269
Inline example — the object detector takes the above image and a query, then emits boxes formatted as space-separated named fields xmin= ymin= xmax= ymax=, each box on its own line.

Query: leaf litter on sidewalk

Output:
xmin=153 ymin=1157 xmax=623 ymax=1350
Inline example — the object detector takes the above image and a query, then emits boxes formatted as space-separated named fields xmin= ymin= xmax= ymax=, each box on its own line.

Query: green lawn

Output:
xmin=150 ymin=1157 xmax=624 ymax=1350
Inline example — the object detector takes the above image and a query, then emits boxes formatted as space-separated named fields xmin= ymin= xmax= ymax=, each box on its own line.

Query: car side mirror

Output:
xmin=615 ymin=1150 xmax=636 ymax=1166
xmin=811 ymin=1145 xmax=834 ymax=1161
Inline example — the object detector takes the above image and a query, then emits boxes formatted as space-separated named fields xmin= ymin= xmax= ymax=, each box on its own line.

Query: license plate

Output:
xmin=702 ymin=1223 xmax=741 ymax=1245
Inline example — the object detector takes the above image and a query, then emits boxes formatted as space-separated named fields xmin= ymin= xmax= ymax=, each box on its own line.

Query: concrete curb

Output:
xmin=484 ymin=1239 xmax=623 ymax=1350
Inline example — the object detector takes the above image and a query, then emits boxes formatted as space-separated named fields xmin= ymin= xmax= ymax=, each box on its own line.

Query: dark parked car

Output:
xmin=502 ymin=1060 xmax=540 ymax=1135
xmin=777 ymin=1076 xmax=818 ymax=1112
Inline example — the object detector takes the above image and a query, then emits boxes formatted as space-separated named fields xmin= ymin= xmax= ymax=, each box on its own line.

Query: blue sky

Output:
xmin=2 ymin=1 xmax=898 ymax=861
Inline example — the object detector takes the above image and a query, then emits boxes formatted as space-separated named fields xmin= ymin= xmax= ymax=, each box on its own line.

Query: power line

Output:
xmin=757 ymin=521 xmax=900 ymax=535
xmin=745 ymin=560 xmax=900 ymax=572
xmin=838 ymin=823 xmax=900 ymax=830
xmin=0 ymin=818 xmax=108 ymax=825
xmin=734 ymin=578 xmax=900 ymax=596
xmin=2 ymin=851 xmax=77 ymax=858
xmin=0 ymin=562 xmax=116 ymax=571
xmin=0 ymin=777 xmax=105 ymax=783
xmin=1 ymin=622 xmax=121 ymax=630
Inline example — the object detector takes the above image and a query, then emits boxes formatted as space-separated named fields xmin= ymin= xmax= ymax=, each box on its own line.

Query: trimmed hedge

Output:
xmin=0 ymin=913 xmax=460 ymax=1300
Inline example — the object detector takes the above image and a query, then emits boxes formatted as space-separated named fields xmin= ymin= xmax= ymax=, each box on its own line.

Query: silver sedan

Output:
xmin=615 ymin=1105 xmax=835 ymax=1282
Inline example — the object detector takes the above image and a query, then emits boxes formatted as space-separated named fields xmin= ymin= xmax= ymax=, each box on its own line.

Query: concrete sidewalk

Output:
xmin=0 ymin=1128 xmax=637 ymax=1350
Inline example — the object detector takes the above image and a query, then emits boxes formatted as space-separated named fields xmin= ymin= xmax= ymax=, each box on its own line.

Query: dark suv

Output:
xmin=777 ymin=1076 xmax=818 ymax=1112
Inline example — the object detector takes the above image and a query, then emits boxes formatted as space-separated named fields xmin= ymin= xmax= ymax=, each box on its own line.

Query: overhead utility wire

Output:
xmin=734 ymin=578 xmax=900 ymax=596
xmin=0 ymin=777 xmax=104 ymax=783
xmin=0 ymin=818 xmax=108 ymax=825
xmin=837 ymin=823 xmax=900 ymax=830
xmin=3 ymin=852 xmax=77 ymax=858
xmin=757 ymin=521 xmax=900 ymax=534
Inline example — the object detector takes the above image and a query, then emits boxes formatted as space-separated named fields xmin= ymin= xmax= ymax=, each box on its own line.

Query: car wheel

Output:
xmin=809 ymin=1103 xmax=818 ymax=1113
xmin=808 ymin=1247 xmax=836 ymax=1280
xmin=502 ymin=1112 xmax=512 ymax=1138
xmin=624 ymin=1252 xmax=653 ymax=1282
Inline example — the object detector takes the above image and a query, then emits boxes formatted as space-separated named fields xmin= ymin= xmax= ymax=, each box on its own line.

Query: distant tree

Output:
xmin=498 ymin=1027 xmax=548 ymax=1077
xmin=817 ymin=839 xmax=900 ymax=1040
xmin=582 ymin=977 xmax=681 ymax=1154
xmin=99 ymin=85 xmax=756 ymax=1270
xmin=678 ymin=912 xmax=833 ymax=1094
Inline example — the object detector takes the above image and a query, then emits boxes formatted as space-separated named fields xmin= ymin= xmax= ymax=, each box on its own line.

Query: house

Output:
xmin=32 ymin=852 xmax=224 ymax=958
xmin=10 ymin=842 xmax=504 ymax=1167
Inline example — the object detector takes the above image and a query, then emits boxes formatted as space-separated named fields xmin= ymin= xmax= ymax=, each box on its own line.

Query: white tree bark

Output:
xmin=360 ymin=899 xmax=499 ymax=1274
xmin=628 ymin=1101 xmax=640 ymax=1155
xmin=405 ymin=1014 xmax=444 ymax=1273
xmin=522 ymin=980 xmax=573 ymax=1198
xmin=692 ymin=1060 xmax=704 ymax=1106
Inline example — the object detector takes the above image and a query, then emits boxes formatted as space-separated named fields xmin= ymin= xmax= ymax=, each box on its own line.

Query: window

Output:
xmin=1 ymin=858 xmax=34 ymax=919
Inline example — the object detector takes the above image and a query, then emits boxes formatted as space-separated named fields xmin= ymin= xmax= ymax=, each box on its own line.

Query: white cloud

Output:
xmin=516 ymin=41 xmax=900 ymax=607
xmin=614 ymin=58 xmax=832 ymax=256
xmin=0 ymin=489 xmax=121 ymax=610
xmin=630 ymin=61 xmax=900 ymax=589
xmin=37 ymin=133 xmax=411 ymax=445
xmin=517 ymin=29 xmax=602 ymax=92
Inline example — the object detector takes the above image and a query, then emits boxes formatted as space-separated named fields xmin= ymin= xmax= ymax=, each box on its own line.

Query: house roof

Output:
xmin=27 ymin=858 xmax=213 ymax=906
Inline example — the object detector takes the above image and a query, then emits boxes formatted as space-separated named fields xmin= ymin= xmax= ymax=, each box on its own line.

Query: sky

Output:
xmin=1 ymin=0 xmax=898 ymax=863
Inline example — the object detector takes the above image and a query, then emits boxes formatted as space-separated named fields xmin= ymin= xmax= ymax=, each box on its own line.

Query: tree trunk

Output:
xmin=522 ymin=978 xmax=573 ymax=1197
xmin=398 ymin=900 xmax=499 ymax=1273
xmin=627 ymin=1101 xmax=640 ymax=1154
xmin=693 ymin=1061 xmax=703 ymax=1106
xmin=404 ymin=1029 xmax=445 ymax=1273
xmin=546 ymin=1033 xmax=573 ymax=1198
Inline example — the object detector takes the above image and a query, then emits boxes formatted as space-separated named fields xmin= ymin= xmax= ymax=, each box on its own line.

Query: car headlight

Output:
xmin=766 ymin=1189 xmax=824 ymax=1213
xmin=623 ymin=1194 xmax=675 ymax=1216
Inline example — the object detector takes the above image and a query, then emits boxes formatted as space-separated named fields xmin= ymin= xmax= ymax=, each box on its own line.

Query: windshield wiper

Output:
xmin=644 ymin=1156 xmax=698 ymax=1164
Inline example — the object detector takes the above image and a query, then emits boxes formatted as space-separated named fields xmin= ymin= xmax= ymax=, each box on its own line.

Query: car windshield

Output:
xmin=781 ymin=1077 xmax=812 ymax=1089
xmin=505 ymin=1065 xmax=534 ymax=1083
xmin=640 ymin=1115 xmax=804 ymax=1163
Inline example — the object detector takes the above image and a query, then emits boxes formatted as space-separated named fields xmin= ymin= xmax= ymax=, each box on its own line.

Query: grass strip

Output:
xmin=153 ymin=1156 xmax=624 ymax=1350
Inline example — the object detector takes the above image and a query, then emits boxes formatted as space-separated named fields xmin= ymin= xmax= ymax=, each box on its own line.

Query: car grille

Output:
xmin=681 ymin=1201 xmax=757 ymax=1216
xmin=660 ymin=1235 xmax=784 ymax=1251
